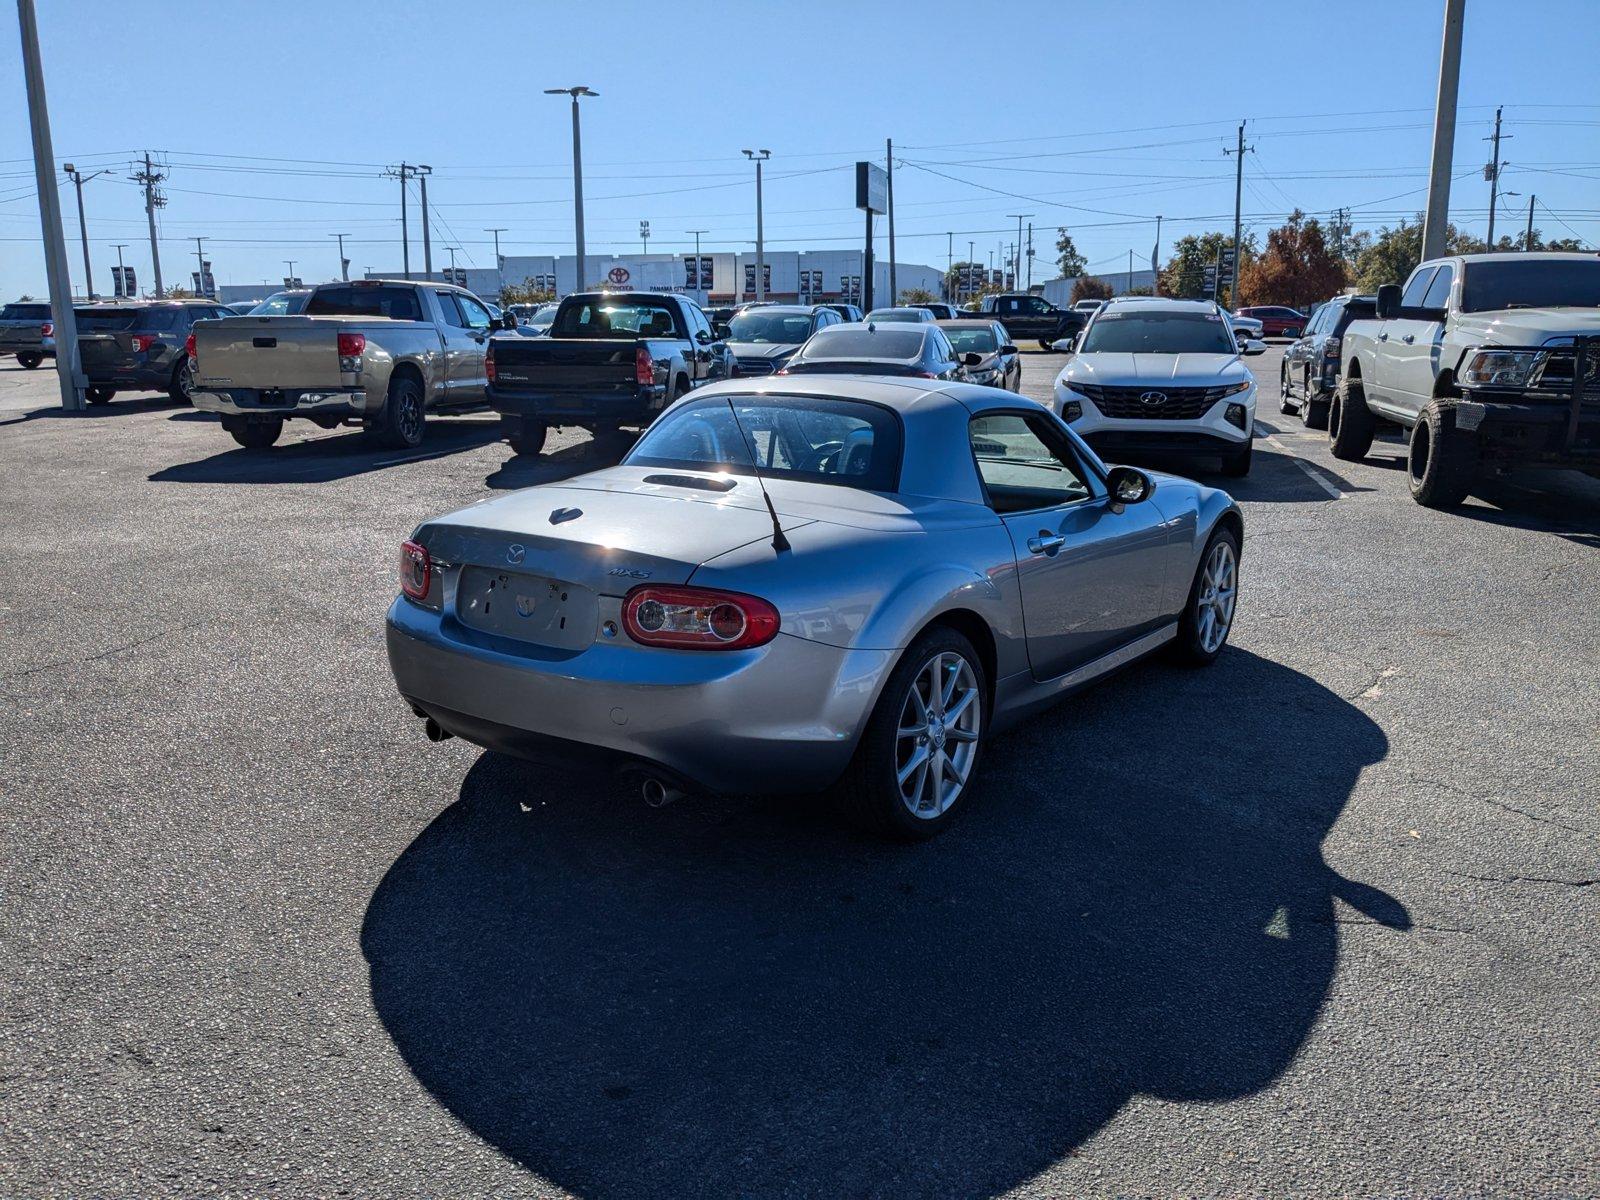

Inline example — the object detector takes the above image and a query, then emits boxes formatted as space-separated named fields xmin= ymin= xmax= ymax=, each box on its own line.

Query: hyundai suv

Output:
xmin=1051 ymin=298 xmax=1264 ymax=476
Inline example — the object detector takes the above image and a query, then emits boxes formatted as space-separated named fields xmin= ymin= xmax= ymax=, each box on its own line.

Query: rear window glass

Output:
xmin=250 ymin=292 xmax=307 ymax=316
xmin=626 ymin=394 xmax=902 ymax=492
xmin=727 ymin=310 xmax=814 ymax=343
xmin=305 ymin=285 xmax=422 ymax=321
xmin=1 ymin=303 xmax=50 ymax=320
xmin=551 ymin=298 xmax=680 ymax=339
xmin=943 ymin=327 xmax=999 ymax=354
xmin=75 ymin=308 xmax=165 ymax=331
xmin=794 ymin=327 xmax=924 ymax=360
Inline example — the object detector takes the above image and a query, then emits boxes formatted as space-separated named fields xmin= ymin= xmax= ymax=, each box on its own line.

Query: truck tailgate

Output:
xmin=193 ymin=317 xmax=343 ymax=389
xmin=490 ymin=337 xmax=636 ymax=394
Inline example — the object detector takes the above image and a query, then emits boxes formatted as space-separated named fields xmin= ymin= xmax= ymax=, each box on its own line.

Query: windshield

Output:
xmin=305 ymin=286 xmax=421 ymax=321
xmin=250 ymin=292 xmax=304 ymax=316
xmin=1460 ymin=259 xmax=1600 ymax=313
xmin=727 ymin=311 xmax=814 ymax=343
xmin=550 ymin=298 xmax=680 ymax=338
xmin=943 ymin=327 xmax=999 ymax=354
xmin=1 ymin=303 xmax=49 ymax=321
xmin=1080 ymin=310 xmax=1237 ymax=355
xmin=627 ymin=394 xmax=902 ymax=492
xmin=793 ymin=327 xmax=924 ymax=361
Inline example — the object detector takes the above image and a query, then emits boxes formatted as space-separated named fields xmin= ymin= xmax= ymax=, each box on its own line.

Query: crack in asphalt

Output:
xmin=0 ymin=626 xmax=177 ymax=685
xmin=1446 ymin=870 xmax=1597 ymax=889
xmin=1409 ymin=773 xmax=1595 ymax=840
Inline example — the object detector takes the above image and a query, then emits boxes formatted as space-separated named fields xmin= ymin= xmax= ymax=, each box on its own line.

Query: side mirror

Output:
xmin=498 ymin=313 xmax=517 ymax=330
xmin=1243 ymin=338 xmax=1267 ymax=356
xmin=1375 ymin=283 xmax=1401 ymax=320
xmin=962 ymin=351 xmax=983 ymax=367
xmin=714 ymin=323 xmax=731 ymax=340
xmin=695 ymin=329 xmax=712 ymax=345
xmin=1105 ymin=465 xmax=1154 ymax=507
xmin=1000 ymin=343 xmax=1019 ymax=356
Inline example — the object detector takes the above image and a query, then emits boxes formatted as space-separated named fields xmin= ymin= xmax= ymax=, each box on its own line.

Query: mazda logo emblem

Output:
xmin=506 ymin=544 xmax=526 ymax=564
xmin=1139 ymin=390 xmax=1168 ymax=406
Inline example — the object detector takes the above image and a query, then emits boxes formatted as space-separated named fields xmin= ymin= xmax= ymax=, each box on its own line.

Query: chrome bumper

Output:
xmin=192 ymin=386 xmax=375 ymax=417
xmin=385 ymin=597 xmax=892 ymax=795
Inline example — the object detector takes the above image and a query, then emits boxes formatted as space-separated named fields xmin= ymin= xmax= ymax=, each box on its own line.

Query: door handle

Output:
xmin=1401 ymin=334 xmax=1416 ymax=344
xmin=1027 ymin=531 xmax=1066 ymax=556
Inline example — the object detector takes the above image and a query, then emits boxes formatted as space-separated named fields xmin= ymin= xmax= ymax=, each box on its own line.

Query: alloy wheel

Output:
xmin=398 ymin=392 xmax=423 ymax=443
xmin=1195 ymin=540 xmax=1238 ymax=654
xmin=894 ymin=651 xmax=981 ymax=819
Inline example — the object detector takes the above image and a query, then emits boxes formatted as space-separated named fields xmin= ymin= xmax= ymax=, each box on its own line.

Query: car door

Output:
xmin=971 ymin=411 xmax=1168 ymax=678
xmin=452 ymin=292 xmax=496 ymax=398
xmin=1387 ymin=263 xmax=1453 ymax=421
xmin=1369 ymin=266 xmax=1436 ymax=412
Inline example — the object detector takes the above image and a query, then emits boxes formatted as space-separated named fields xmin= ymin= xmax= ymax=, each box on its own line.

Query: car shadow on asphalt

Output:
xmin=146 ymin=418 xmax=504 ymax=484
xmin=0 ymin=396 xmax=181 ymax=427
xmin=361 ymin=647 xmax=1407 ymax=1197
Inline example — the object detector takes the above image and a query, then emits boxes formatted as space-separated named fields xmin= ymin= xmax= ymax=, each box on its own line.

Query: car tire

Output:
xmin=1304 ymin=391 xmax=1331 ymax=430
xmin=1328 ymin=373 xmax=1376 ymax=460
xmin=85 ymin=386 xmax=116 ymax=405
xmin=372 ymin=374 xmax=426 ymax=450
xmin=504 ymin=415 xmax=547 ymax=456
xmin=591 ymin=423 xmax=633 ymax=457
xmin=18 ymin=353 xmax=43 ymax=369
xmin=1407 ymin=400 xmax=1476 ymax=509
xmin=1278 ymin=364 xmax=1297 ymax=414
xmin=1169 ymin=525 xmax=1240 ymax=667
xmin=1038 ymin=337 xmax=1055 ymax=352
xmin=167 ymin=355 xmax=194 ymax=404
xmin=223 ymin=415 xmax=283 ymax=449
xmin=834 ymin=625 xmax=988 ymax=842
xmin=1220 ymin=439 xmax=1253 ymax=477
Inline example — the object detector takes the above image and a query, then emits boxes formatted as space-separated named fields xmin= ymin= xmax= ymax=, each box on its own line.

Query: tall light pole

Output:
xmin=17 ymin=0 xmax=83 ymax=409
xmin=62 ymin=163 xmax=108 ymax=299
xmin=1422 ymin=0 xmax=1467 ymax=261
xmin=1525 ymin=194 xmax=1537 ymax=252
xmin=1007 ymin=214 xmax=1032 ymax=291
xmin=546 ymin=86 xmax=597 ymax=295
xmin=742 ymin=149 xmax=771 ymax=301
xmin=111 ymin=243 xmax=128 ymax=297
xmin=417 ymin=164 xmax=433 ymax=276
xmin=283 ymin=260 xmax=297 ymax=285
xmin=1224 ymin=122 xmax=1253 ymax=307
xmin=946 ymin=231 xmax=953 ymax=301
xmin=331 ymin=233 xmax=349 ymax=281
xmin=1484 ymin=105 xmax=1510 ymax=249
xmin=132 ymin=152 xmax=166 ymax=295
xmin=886 ymin=138 xmax=896 ymax=302
xmin=446 ymin=245 xmax=460 ymax=280
xmin=484 ymin=227 xmax=507 ymax=292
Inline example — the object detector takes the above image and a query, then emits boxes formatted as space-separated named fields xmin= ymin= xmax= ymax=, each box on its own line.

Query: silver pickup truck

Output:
xmin=190 ymin=280 xmax=504 ymax=449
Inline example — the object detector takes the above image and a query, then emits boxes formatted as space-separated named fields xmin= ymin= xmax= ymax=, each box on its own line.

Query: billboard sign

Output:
xmin=854 ymin=161 xmax=887 ymax=214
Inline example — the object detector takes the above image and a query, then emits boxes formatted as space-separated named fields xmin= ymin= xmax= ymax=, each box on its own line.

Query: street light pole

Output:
xmin=417 ymin=164 xmax=433 ymax=276
xmin=283 ymin=260 xmax=296 ymax=285
xmin=446 ymin=246 xmax=459 ymax=278
xmin=62 ymin=163 xmax=106 ymax=299
xmin=1007 ymin=214 xmax=1032 ymax=291
xmin=331 ymin=233 xmax=349 ymax=281
xmin=742 ymin=149 xmax=771 ymax=302
xmin=545 ymin=86 xmax=597 ymax=295
xmin=1422 ymin=0 xmax=1467 ymax=261
xmin=484 ymin=227 xmax=507 ymax=292
xmin=1525 ymin=194 xmax=1537 ymax=252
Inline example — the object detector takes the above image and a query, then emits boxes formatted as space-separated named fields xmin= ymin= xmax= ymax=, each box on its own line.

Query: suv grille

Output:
xmin=736 ymin=356 xmax=776 ymax=377
xmin=1072 ymin=383 xmax=1234 ymax=420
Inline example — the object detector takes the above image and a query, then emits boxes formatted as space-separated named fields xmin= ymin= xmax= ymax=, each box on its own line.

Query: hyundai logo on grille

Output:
xmin=1139 ymin=391 xmax=1168 ymax=406
xmin=506 ymin=544 xmax=526 ymax=564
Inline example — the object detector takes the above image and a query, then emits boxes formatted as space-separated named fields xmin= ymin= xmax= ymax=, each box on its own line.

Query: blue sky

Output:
xmin=2 ymin=0 xmax=1597 ymax=298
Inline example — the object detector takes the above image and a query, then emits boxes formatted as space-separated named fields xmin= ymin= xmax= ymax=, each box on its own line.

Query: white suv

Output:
xmin=1051 ymin=297 xmax=1264 ymax=476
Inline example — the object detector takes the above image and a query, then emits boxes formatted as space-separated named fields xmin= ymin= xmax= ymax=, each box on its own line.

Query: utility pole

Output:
xmin=17 ymin=0 xmax=83 ymax=409
xmin=62 ymin=164 xmax=106 ymax=299
xmin=1127 ymin=248 xmax=1134 ymax=295
xmin=417 ymin=165 xmax=433 ymax=276
xmin=742 ymin=148 xmax=770 ymax=302
xmin=1151 ymin=215 xmax=1162 ymax=295
xmin=1422 ymin=0 xmax=1467 ymax=261
xmin=385 ymin=163 xmax=416 ymax=278
xmin=193 ymin=237 xmax=208 ymax=297
xmin=133 ymin=151 xmax=166 ymax=295
xmin=1525 ymin=194 xmax=1537 ymax=252
xmin=1007 ymin=214 xmax=1031 ymax=292
xmin=445 ymin=246 xmax=460 ymax=282
xmin=331 ymin=232 xmax=349 ymax=281
xmin=111 ymin=243 xmax=127 ymax=297
xmin=1484 ymin=105 xmax=1510 ymax=249
xmin=1223 ymin=121 xmax=1254 ymax=307
xmin=886 ymin=139 xmax=896 ymax=302
xmin=1026 ymin=222 xmax=1035 ymax=290
xmin=545 ymin=87 xmax=597 ymax=295
xmin=484 ymin=227 xmax=507 ymax=291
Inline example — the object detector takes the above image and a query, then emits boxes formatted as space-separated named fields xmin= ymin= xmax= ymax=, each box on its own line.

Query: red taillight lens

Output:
xmin=622 ymin=585 xmax=779 ymax=651
xmin=399 ymin=539 xmax=431 ymax=600
xmin=485 ymin=343 xmax=496 ymax=384
xmin=635 ymin=344 xmax=655 ymax=387
xmin=129 ymin=333 xmax=156 ymax=353
xmin=41 ymin=322 xmax=53 ymax=337
xmin=184 ymin=333 xmax=196 ymax=360
xmin=337 ymin=332 xmax=366 ymax=358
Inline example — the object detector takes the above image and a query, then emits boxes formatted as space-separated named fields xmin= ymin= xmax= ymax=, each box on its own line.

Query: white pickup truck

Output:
xmin=190 ymin=279 xmax=507 ymax=450
xmin=1329 ymin=252 xmax=1600 ymax=507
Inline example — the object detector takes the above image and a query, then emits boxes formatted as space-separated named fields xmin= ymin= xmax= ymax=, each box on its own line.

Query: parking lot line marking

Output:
xmin=1265 ymin=435 xmax=1344 ymax=499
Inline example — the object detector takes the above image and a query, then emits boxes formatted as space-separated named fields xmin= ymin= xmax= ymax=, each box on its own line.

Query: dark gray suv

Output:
xmin=75 ymin=300 xmax=233 ymax=405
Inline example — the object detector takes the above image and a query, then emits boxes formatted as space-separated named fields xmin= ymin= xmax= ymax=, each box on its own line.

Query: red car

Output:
xmin=1234 ymin=306 xmax=1306 ymax=338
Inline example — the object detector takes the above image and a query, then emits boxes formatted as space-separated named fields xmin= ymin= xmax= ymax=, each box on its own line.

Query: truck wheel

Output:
xmin=1328 ymin=373 xmax=1376 ymax=460
xmin=167 ymin=356 xmax=194 ymax=404
xmin=833 ymin=625 xmax=987 ymax=841
xmin=504 ymin=415 xmax=547 ymax=456
xmin=18 ymin=353 xmax=43 ymax=369
xmin=373 ymin=374 xmax=426 ymax=449
xmin=1220 ymin=439 xmax=1253 ymax=477
xmin=85 ymin=386 xmax=116 ymax=405
xmin=1278 ymin=364 xmax=1297 ymax=414
xmin=1407 ymin=401 xmax=1476 ymax=509
xmin=223 ymin=415 xmax=283 ymax=449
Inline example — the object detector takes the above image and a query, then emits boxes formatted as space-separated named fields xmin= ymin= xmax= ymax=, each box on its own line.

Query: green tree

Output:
xmin=899 ymin=286 xmax=938 ymax=306
xmin=1055 ymin=228 xmax=1087 ymax=278
xmin=161 ymin=285 xmax=196 ymax=299
xmin=1160 ymin=231 xmax=1257 ymax=306
xmin=500 ymin=277 xmax=555 ymax=306
xmin=1069 ymin=275 xmax=1114 ymax=305
xmin=1351 ymin=215 xmax=1488 ymax=292
xmin=1236 ymin=210 xmax=1346 ymax=310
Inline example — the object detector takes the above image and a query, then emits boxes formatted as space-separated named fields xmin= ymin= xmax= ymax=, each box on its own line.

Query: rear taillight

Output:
xmin=183 ymin=333 xmax=196 ymax=359
xmin=1323 ymin=337 xmax=1342 ymax=359
xmin=337 ymin=331 xmax=366 ymax=358
xmin=133 ymin=333 xmax=159 ymax=353
xmin=40 ymin=322 xmax=52 ymax=337
xmin=622 ymin=585 xmax=779 ymax=651
xmin=635 ymin=344 xmax=655 ymax=387
xmin=399 ymin=539 xmax=431 ymax=600
xmin=485 ymin=343 xmax=496 ymax=384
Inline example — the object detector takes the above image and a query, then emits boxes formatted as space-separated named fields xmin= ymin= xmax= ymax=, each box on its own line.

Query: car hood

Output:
xmin=1454 ymin=307 xmax=1600 ymax=346
xmin=727 ymin=341 xmax=802 ymax=359
xmin=1060 ymin=352 xmax=1249 ymax=387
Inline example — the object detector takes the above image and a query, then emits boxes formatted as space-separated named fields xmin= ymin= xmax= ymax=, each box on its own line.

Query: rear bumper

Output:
xmin=0 ymin=341 xmax=52 ymax=356
xmin=487 ymin=383 xmax=667 ymax=426
xmin=83 ymin=363 xmax=168 ymax=388
xmin=192 ymin=386 xmax=373 ymax=418
xmin=385 ymin=596 xmax=889 ymax=796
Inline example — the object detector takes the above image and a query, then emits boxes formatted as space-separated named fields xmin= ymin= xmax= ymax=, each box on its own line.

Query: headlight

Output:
xmin=970 ymin=368 xmax=998 ymax=383
xmin=1461 ymin=348 xmax=1546 ymax=389
xmin=1219 ymin=379 xmax=1252 ymax=396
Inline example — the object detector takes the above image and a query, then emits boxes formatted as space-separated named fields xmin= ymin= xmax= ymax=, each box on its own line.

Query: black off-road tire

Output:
xmin=1220 ymin=439 xmax=1253 ymax=477
xmin=504 ymin=415 xmax=547 ymax=457
xmin=167 ymin=355 xmax=194 ymax=404
xmin=17 ymin=352 xmax=43 ymax=369
xmin=1304 ymin=374 xmax=1331 ymax=430
xmin=371 ymin=374 xmax=426 ymax=450
xmin=85 ymin=386 xmax=116 ymax=405
xmin=223 ymin=415 xmax=283 ymax=449
xmin=1168 ymin=525 xmax=1241 ymax=667
xmin=1328 ymin=372 xmax=1376 ymax=460
xmin=1406 ymin=400 xmax=1476 ymax=509
xmin=833 ymin=626 xmax=988 ymax=842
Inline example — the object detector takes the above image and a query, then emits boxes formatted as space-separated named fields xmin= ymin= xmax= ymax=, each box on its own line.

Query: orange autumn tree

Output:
xmin=1237 ymin=210 xmax=1346 ymax=311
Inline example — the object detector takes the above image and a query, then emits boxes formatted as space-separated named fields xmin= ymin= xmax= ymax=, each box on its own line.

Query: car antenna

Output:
xmin=725 ymin=399 xmax=791 ymax=554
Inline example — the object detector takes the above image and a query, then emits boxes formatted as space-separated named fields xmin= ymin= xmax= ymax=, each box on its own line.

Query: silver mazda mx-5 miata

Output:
xmin=385 ymin=375 xmax=1242 ymax=839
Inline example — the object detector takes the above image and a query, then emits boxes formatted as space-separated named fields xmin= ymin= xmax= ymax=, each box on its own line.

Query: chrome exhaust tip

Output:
xmin=641 ymin=777 xmax=681 ymax=808
xmin=424 ymin=717 xmax=453 ymax=743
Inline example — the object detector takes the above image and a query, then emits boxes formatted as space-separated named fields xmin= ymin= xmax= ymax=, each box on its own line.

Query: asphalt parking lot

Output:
xmin=2 ymin=349 xmax=1596 ymax=1198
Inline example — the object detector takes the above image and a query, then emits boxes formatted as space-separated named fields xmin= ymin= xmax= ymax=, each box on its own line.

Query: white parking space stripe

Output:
xmin=1264 ymin=434 xmax=1344 ymax=499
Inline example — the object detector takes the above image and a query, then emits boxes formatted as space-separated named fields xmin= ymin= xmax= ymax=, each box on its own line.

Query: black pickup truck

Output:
xmin=486 ymin=291 xmax=732 ymax=456
xmin=964 ymin=293 xmax=1088 ymax=351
